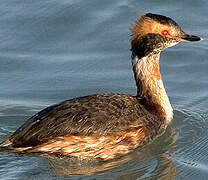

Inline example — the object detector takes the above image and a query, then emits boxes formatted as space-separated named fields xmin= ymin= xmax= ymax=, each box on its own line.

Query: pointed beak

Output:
xmin=180 ymin=34 xmax=203 ymax=42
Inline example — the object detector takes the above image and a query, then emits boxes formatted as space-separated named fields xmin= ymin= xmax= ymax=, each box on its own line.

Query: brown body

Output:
xmin=2 ymin=93 xmax=164 ymax=160
xmin=1 ymin=13 xmax=201 ymax=160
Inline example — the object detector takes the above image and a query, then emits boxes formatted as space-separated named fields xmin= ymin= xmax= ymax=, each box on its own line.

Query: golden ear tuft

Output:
xmin=131 ymin=14 xmax=173 ymax=45
xmin=131 ymin=14 xmax=156 ymax=42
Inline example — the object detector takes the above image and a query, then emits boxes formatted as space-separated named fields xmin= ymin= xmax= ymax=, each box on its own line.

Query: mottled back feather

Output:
xmin=9 ymin=93 xmax=161 ymax=148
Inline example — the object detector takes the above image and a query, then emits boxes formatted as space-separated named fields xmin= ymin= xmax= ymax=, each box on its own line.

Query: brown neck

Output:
xmin=132 ymin=52 xmax=173 ymax=124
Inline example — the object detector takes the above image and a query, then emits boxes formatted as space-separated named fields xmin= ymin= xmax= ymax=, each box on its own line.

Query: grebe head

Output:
xmin=131 ymin=13 xmax=202 ymax=58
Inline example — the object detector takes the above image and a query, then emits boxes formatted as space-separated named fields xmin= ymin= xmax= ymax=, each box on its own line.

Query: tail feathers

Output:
xmin=0 ymin=139 xmax=33 ymax=154
xmin=0 ymin=138 xmax=12 ymax=148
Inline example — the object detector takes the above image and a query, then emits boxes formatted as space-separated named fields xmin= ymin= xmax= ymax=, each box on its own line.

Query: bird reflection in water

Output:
xmin=48 ymin=125 xmax=179 ymax=180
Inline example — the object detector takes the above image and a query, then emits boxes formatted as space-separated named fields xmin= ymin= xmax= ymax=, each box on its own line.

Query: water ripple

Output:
xmin=170 ymin=108 xmax=208 ymax=179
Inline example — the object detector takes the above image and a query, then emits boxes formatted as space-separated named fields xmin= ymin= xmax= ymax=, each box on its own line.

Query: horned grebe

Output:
xmin=1 ymin=13 xmax=202 ymax=160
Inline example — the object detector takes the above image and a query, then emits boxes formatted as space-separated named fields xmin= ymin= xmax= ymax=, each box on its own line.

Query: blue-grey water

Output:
xmin=0 ymin=0 xmax=207 ymax=179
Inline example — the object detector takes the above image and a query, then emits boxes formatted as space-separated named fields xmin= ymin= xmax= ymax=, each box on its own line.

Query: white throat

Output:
xmin=132 ymin=54 xmax=173 ymax=124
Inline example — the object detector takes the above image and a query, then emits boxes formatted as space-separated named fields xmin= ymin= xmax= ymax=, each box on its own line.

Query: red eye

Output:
xmin=161 ymin=30 xmax=169 ymax=36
